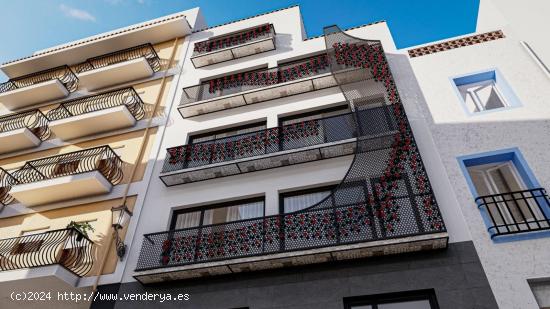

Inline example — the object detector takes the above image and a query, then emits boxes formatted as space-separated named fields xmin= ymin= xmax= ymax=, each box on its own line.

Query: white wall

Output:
xmin=408 ymin=3 xmax=550 ymax=307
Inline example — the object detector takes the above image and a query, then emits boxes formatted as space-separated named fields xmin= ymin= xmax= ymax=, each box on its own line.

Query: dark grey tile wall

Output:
xmin=93 ymin=241 xmax=497 ymax=309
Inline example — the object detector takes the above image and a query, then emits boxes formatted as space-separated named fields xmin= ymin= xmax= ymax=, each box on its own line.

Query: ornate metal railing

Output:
xmin=0 ymin=109 xmax=50 ymax=140
xmin=162 ymin=112 xmax=356 ymax=173
xmin=0 ymin=168 xmax=15 ymax=208
xmin=74 ymin=43 xmax=161 ymax=73
xmin=0 ymin=228 xmax=93 ymax=276
xmin=46 ymin=87 xmax=145 ymax=121
xmin=192 ymin=24 xmax=275 ymax=56
xmin=0 ymin=65 xmax=78 ymax=94
xmin=181 ymin=53 xmax=332 ymax=105
xmin=136 ymin=26 xmax=446 ymax=272
xmin=8 ymin=145 xmax=124 ymax=186
xmin=476 ymin=188 xmax=550 ymax=238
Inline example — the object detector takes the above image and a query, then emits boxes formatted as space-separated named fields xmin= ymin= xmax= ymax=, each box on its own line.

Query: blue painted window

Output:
xmin=451 ymin=69 xmax=521 ymax=115
xmin=457 ymin=148 xmax=550 ymax=241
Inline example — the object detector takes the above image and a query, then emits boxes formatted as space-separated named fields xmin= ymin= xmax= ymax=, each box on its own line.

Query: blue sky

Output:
xmin=0 ymin=0 xmax=479 ymax=80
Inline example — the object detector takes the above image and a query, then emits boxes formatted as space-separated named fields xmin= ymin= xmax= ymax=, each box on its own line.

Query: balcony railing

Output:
xmin=0 ymin=228 xmax=93 ymax=277
xmin=476 ymin=188 xmax=550 ymax=238
xmin=74 ymin=43 xmax=161 ymax=74
xmin=179 ymin=54 xmax=338 ymax=117
xmin=0 ymin=65 xmax=78 ymax=94
xmin=0 ymin=109 xmax=50 ymax=141
xmin=8 ymin=145 xmax=124 ymax=187
xmin=0 ymin=168 xmax=15 ymax=207
xmin=163 ymin=112 xmax=356 ymax=173
xmin=136 ymin=179 xmax=443 ymax=272
xmin=191 ymin=24 xmax=276 ymax=67
xmin=46 ymin=87 xmax=145 ymax=121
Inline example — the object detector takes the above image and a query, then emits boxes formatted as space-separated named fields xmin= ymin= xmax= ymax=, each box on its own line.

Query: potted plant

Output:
xmin=67 ymin=221 xmax=95 ymax=241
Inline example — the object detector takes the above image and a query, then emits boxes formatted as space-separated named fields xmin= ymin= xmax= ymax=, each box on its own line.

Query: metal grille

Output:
xmin=0 ymin=168 xmax=15 ymax=208
xmin=8 ymin=145 xmax=124 ymax=186
xmin=74 ymin=43 xmax=161 ymax=73
xmin=135 ymin=26 xmax=446 ymax=272
xmin=0 ymin=65 xmax=78 ymax=94
xmin=162 ymin=112 xmax=356 ymax=173
xmin=0 ymin=109 xmax=50 ymax=140
xmin=192 ymin=24 xmax=275 ymax=56
xmin=476 ymin=188 xmax=550 ymax=238
xmin=0 ymin=228 xmax=93 ymax=276
xmin=180 ymin=53 xmax=335 ymax=106
xmin=46 ymin=87 xmax=145 ymax=121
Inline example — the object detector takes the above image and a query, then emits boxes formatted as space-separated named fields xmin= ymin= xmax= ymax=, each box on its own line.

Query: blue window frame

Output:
xmin=451 ymin=69 xmax=521 ymax=116
xmin=457 ymin=148 xmax=550 ymax=241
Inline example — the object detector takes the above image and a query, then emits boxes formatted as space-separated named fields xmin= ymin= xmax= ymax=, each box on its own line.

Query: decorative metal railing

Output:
xmin=0 ymin=168 xmax=15 ymax=208
xmin=162 ymin=112 xmax=356 ymax=173
xmin=0 ymin=228 xmax=93 ymax=276
xmin=476 ymin=188 xmax=550 ymax=238
xmin=74 ymin=43 xmax=161 ymax=74
xmin=192 ymin=24 xmax=275 ymax=56
xmin=46 ymin=87 xmax=145 ymax=121
xmin=8 ymin=146 xmax=124 ymax=186
xmin=0 ymin=65 xmax=78 ymax=94
xmin=181 ymin=53 xmax=332 ymax=105
xmin=0 ymin=109 xmax=50 ymax=140
xmin=136 ymin=26 xmax=446 ymax=272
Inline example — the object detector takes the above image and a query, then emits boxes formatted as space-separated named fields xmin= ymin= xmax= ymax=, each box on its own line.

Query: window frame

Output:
xmin=188 ymin=121 xmax=267 ymax=144
xmin=450 ymin=68 xmax=521 ymax=116
xmin=279 ymin=185 xmax=337 ymax=214
xmin=343 ymin=289 xmax=440 ymax=309
xmin=170 ymin=197 xmax=266 ymax=230
xmin=278 ymin=104 xmax=351 ymax=127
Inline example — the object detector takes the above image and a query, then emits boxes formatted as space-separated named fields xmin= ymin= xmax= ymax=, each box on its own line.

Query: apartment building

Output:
xmin=0 ymin=8 xmax=204 ymax=309
xmin=407 ymin=0 xmax=550 ymax=308
xmin=92 ymin=5 xmax=497 ymax=309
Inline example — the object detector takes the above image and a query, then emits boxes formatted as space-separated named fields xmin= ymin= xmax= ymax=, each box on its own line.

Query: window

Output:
xmin=170 ymin=198 xmax=265 ymax=230
xmin=458 ymin=148 xmax=550 ymax=239
xmin=280 ymin=186 xmax=335 ymax=213
xmin=452 ymin=69 xmax=521 ymax=114
xmin=12 ymin=228 xmax=49 ymax=255
xmin=189 ymin=122 xmax=266 ymax=144
xmin=344 ymin=290 xmax=440 ymax=309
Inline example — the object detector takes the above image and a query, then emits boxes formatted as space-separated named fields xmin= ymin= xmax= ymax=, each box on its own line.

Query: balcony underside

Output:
xmin=191 ymin=37 xmax=276 ymax=68
xmin=77 ymin=57 xmax=154 ymax=91
xmin=178 ymin=74 xmax=339 ymax=118
xmin=160 ymin=139 xmax=356 ymax=186
xmin=134 ymin=232 xmax=448 ymax=284
xmin=10 ymin=170 xmax=112 ymax=206
xmin=0 ymin=80 xmax=68 ymax=110
xmin=50 ymin=105 xmax=137 ymax=141
xmin=0 ymin=264 xmax=79 ymax=288
xmin=0 ymin=128 xmax=41 ymax=154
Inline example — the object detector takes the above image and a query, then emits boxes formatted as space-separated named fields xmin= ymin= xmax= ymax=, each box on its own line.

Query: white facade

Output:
xmin=407 ymin=0 xmax=550 ymax=308
xmin=122 ymin=5 xmax=471 ymax=283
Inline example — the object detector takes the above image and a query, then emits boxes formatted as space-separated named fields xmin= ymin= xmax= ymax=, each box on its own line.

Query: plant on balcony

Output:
xmin=206 ymin=54 xmax=330 ymax=94
xmin=194 ymin=24 xmax=272 ymax=54
xmin=66 ymin=221 xmax=95 ymax=239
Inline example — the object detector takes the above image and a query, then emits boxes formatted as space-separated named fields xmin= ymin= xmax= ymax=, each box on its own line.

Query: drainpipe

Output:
xmin=89 ymin=37 xmax=180 ymax=302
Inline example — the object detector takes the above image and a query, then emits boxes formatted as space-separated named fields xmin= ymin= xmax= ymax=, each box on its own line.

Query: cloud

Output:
xmin=59 ymin=4 xmax=96 ymax=22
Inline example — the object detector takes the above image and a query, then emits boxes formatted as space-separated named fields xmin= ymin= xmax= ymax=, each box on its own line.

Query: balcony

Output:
xmin=179 ymin=54 xmax=343 ymax=118
xmin=0 ymin=66 xmax=78 ymax=110
xmin=46 ymin=88 xmax=144 ymax=140
xmin=476 ymin=188 xmax=550 ymax=238
xmin=134 ymin=180 xmax=447 ymax=283
xmin=0 ymin=168 xmax=14 ymax=208
xmin=75 ymin=44 xmax=161 ymax=91
xmin=7 ymin=146 xmax=123 ymax=207
xmin=0 ymin=228 xmax=93 ymax=286
xmin=191 ymin=24 xmax=276 ymax=68
xmin=160 ymin=112 xmax=358 ymax=186
xmin=0 ymin=109 xmax=50 ymax=154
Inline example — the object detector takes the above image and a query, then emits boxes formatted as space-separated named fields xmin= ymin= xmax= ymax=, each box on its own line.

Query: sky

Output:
xmin=0 ymin=0 xmax=479 ymax=80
